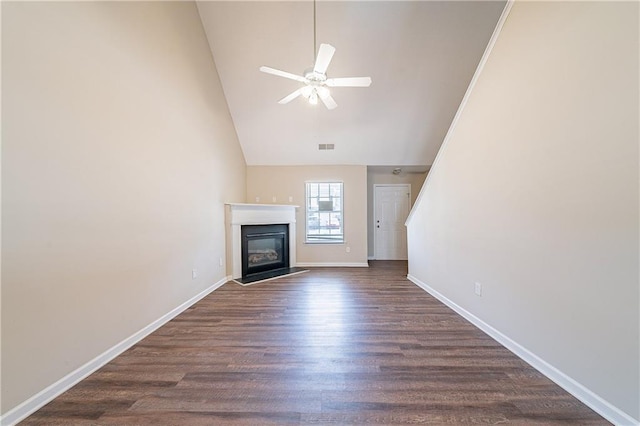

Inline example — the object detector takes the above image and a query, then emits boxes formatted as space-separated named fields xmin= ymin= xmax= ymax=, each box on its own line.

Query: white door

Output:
xmin=374 ymin=185 xmax=410 ymax=260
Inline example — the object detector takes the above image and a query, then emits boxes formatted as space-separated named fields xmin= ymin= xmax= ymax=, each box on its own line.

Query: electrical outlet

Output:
xmin=219 ymin=257 xmax=223 ymax=267
xmin=346 ymin=246 xmax=351 ymax=253
xmin=255 ymin=196 xmax=260 ymax=203
xmin=192 ymin=269 xmax=198 ymax=280
xmin=288 ymin=196 xmax=293 ymax=202
xmin=474 ymin=282 xmax=482 ymax=296
xmin=272 ymin=196 xmax=277 ymax=203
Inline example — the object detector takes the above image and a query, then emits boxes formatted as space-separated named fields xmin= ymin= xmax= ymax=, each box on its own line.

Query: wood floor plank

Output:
xmin=21 ymin=261 xmax=608 ymax=425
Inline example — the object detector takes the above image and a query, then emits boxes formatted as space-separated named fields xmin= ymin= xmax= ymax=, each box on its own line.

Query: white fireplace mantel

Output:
xmin=225 ymin=203 xmax=298 ymax=279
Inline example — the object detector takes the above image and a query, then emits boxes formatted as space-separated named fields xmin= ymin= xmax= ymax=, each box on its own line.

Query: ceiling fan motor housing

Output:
xmin=304 ymin=69 xmax=327 ymax=83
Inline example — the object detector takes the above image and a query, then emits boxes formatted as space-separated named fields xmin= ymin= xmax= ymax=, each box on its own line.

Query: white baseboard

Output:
xmin=406 ymin=274 xmax=639 ymax=426
xmin=0 ymin=276 xmax=230 ymax=426
xmin=296 ymin=262 xmax=369 ymax=267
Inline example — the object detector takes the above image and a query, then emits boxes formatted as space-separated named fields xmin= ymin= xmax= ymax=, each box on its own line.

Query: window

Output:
xmin=305 ymin=182 xmax=343 ymax=243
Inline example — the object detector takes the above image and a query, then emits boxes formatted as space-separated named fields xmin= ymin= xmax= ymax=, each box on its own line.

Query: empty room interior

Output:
xmin=1 ymin=1 xmax=639 ymax=425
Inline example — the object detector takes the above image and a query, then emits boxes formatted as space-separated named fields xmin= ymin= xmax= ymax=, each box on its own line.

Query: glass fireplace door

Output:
xmin=241 ymin=224 xmax=289 ymax=277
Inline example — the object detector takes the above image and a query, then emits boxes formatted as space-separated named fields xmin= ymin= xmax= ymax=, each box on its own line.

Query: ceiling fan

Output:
xmin=260 ymin=44 xmax=371 ymax=110
xmin=259 ymin=1 xmax=371 ymax=110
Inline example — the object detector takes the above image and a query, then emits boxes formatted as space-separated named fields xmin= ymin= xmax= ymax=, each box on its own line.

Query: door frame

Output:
xmin=373 ymin=184 xmax=411 ymax=260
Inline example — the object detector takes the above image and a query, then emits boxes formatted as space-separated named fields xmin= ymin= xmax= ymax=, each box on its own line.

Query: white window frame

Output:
xmin=305 ymin=181 xmax=344 ymax=244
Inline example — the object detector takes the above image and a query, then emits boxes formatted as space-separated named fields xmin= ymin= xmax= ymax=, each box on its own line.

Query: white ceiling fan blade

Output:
xmin=313 ymin=43 xmax=336 ymax=75
xmin=278 ymin=88 xmax=303 ymax=104
xmin=260 ymin=66 xmax=307 ymax=83
xmin=325 ymin=77 xmax=372 ymax=87
xmin=320 ymin=94 xmax=338 ymax=110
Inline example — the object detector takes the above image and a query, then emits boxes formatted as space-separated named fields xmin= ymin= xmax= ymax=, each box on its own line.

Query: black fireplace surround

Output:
xmin=241 ymin=224 xmax=289 ymax=278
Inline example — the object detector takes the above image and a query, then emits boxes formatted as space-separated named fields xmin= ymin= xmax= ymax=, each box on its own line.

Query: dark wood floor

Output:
xmin=23 ymin=261 xmax=607 ymax=425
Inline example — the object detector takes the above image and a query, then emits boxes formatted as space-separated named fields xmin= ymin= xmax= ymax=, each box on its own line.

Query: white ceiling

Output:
xmin=197 ymin=1 xmax=505 ymax=167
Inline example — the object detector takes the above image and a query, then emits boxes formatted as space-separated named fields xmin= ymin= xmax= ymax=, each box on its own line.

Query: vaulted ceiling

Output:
xmin=197 ymin=1 xmax=505 ymax=166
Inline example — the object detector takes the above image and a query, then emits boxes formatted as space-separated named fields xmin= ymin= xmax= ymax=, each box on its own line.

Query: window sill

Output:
xmin=305 ymin=241 xmax=345 ymax=245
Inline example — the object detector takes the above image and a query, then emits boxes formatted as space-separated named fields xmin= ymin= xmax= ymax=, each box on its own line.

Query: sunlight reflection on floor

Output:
xmin=303 ymin=281 xmax=347 ymax=361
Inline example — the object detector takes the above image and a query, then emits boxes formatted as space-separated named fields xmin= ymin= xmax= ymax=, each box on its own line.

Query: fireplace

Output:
xmin=225 ymin=203 xmax=297 ymax=281
xmin=241 ymin=224 xmax=289 ymax=278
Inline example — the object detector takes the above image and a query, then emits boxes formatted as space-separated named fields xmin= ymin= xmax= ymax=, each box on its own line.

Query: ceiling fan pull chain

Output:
xmin=313 ymin=0 xmax=317 ymax=62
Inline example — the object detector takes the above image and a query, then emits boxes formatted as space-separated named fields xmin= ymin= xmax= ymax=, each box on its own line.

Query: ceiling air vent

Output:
xmin=318 ymin=144 xmax=335 ymax=150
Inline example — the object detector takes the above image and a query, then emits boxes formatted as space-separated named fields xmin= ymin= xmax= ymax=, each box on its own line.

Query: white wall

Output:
xmin=1 ymin=2 xmax=246 ymax=415
xmin=246 ymin=166 xmax=368 ymax=266
xmin=407 ymin=1 xmax=638 ymax=422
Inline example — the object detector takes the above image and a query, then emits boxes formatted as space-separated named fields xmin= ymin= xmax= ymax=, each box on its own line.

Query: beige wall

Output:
xmin=246 ymin=166 xmax=368 ymax=266
xmin=407 ymin=1 xmax=638 ymax=422
xmin=367 ymin=168 xmax=428 ymax=257
xmin=1 ymin=2 xmax=246 ymax=414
